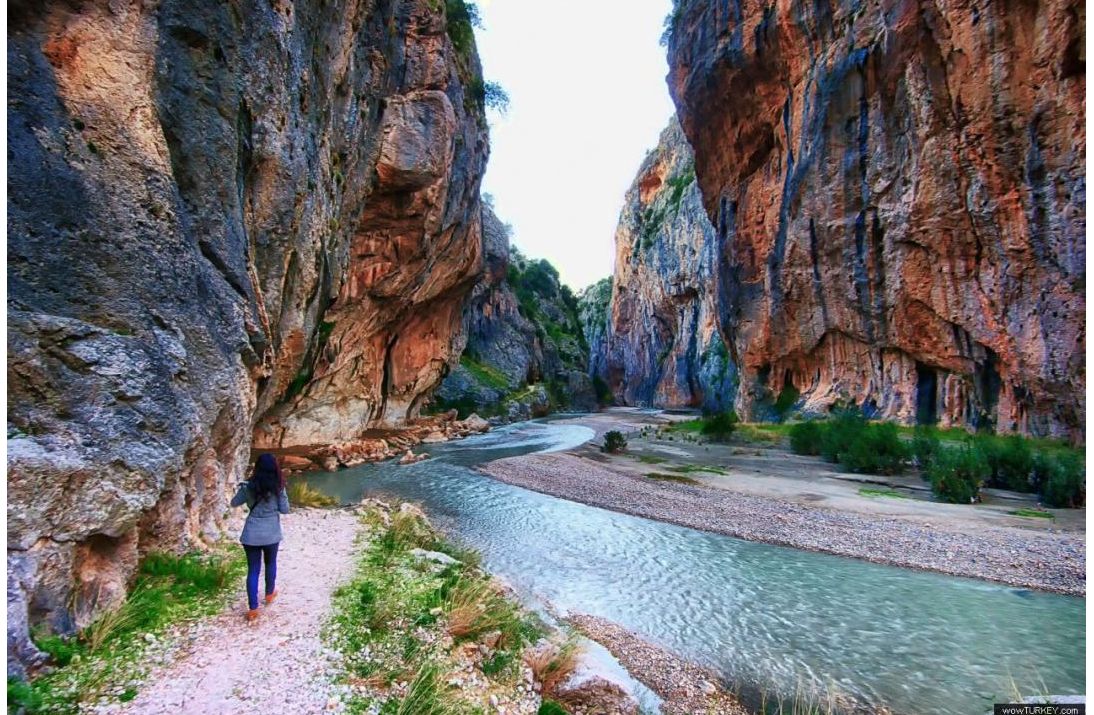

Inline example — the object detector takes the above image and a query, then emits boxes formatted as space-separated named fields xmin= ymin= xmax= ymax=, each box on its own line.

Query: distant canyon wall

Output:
xmin=664 ymin=0 xmax=1085 ymax=436
xmin=8 ymin=0 xmax=488 ymax=673
xmin=591 ymin=120 xmax=736 ymax=411
xmin=436 ymin=206 xmax=596 ymax=420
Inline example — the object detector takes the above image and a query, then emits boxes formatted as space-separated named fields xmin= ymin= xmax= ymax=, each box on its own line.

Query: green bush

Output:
xmin=841 ymin=422 xmax=909 ymax=475
xmin=1037 ymin=451 xmax=1085 ymax=508
xmin=789 ymin=421 xmax=824 ymax=456
xmin=911 ymin=427 xmax=941 ymax=470
xmin=602 ymin=431 xmax=627 ymax=454
xmin=700 ymin=411 xmax=738 ymax=442
xmin=819 ymin=405 xmax=866 ymax=463
xmin=926 ymin=445 xmax=989 ymax=504
xmin=538 ymin=700 xmax=569 ymax=715
xmin=979 ymin=434 xmax=1036 ymax=492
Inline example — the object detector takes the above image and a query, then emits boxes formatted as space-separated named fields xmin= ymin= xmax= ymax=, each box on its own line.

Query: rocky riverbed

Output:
xmin=566 ymin=615 xmax=744 ymax=715
xmin=479 ymin=452 xmax=1085 ymax=596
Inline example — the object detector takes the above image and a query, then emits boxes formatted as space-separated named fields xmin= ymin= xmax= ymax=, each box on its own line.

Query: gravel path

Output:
xmin=118 ymin=509 xmax=360 ymax=715
xmin=480 ymin=453 xmax=1085 ymax=595
xmin=566 ymin=614 xmax=745 ymax=715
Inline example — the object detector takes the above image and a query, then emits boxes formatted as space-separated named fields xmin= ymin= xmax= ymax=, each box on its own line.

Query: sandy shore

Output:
xmin=479 ymin=452 xmax=1085 ymax=596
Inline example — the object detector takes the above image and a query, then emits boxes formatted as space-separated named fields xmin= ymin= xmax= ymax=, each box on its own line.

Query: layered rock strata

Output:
xmin=665 ymin=0 xmax=1085 ymax=437
xmin=8 ymin=0 xmax=488 ymax=673
xmin=594 ymin=120 xmax=737 ymax=411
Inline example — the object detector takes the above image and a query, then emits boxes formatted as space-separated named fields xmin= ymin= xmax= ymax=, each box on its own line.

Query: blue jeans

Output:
xmin=243 ymin=543 xmax=279 ymax=610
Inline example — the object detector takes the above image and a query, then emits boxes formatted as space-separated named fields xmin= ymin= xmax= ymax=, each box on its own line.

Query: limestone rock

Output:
xmin=592 ymin=120 xmax=737 ymax=411
xmin=664 ymin=0 xmax=1085 ymax=439
xmin=8 ymin=0 xmax=488 ymax=670
xmin=434 ymin=206 xmax=597 ymax=419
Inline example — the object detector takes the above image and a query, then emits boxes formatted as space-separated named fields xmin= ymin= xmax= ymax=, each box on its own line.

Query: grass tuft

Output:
xmin=646 ymin=472 xmax=700 ymax=485
xmin=858 ymin=487 xmax=911 ymax=500
xmin=524 ymin=639 xmax=581 ymax=697
xmin=1009 ymin=508 xmax=1055 ymax=519
xmin=288 ymin=479 xmax=338 ymax=508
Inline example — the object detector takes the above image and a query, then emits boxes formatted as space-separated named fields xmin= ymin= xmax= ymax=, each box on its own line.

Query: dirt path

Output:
xmin=119 ymin=509 xmax=360 ymax=715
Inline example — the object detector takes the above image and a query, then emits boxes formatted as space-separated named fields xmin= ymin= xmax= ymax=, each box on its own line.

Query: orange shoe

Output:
xmin=265 ymin=591 xmax=277 ymax=605
xmin=245 ymin=608 xmax=260 ymax=622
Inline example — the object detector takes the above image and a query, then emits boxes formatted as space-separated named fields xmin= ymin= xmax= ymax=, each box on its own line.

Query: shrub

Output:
xmin=819 ymin=405 xmax=866 ymax=462
xmin=911 ymin=427 xmax=941 ymax=470
xmin=538 ymin=700 xmax=569 ymax=715
xmin=1037 ymin=451 xmax=1085 ymax=508
xmin=700 ymin=411 xmax=738 ymax=442
xmin=841 ymin=422 xmax=908 ymax=475
xmin=602 ymin=431 xmax=627 ymax=453
xmin=979 ymin=434 xmax=1036 ymax=492
xmin=926 ymin=445 xmax=989 ymax=504
xmin=789 ymin=421 xmax=824 ymax=456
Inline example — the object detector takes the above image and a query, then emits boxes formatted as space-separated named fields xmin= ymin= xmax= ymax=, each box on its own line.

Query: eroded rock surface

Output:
xmin=8 ymin=0 xmax=487 ymax=672
xmin=593 ymin=120 xmax=736 ymax=411
xmin=435 ymin=207 xmax=596 ymax=420
xmin=665 ymin=0 xmax=1085 ymax=436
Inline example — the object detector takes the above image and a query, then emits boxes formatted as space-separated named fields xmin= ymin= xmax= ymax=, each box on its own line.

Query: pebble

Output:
xmin=481 ymin=453 xmax=1085 ymax=595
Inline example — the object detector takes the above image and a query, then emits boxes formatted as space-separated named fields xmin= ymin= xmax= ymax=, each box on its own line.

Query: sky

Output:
xmin=474 ymin=0 xmax=676 ymax=291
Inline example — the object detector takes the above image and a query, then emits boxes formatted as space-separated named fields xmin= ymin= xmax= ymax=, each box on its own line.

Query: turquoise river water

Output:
xmin=304 ymin=420 xmax=1085 ymax=714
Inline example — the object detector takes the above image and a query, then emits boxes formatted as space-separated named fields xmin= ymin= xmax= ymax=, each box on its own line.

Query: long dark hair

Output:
xmin=251 ymin=453 xmax=284 ymax=501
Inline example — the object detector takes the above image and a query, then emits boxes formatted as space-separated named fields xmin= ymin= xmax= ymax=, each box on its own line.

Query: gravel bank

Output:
xmin=116 ymin=509 xmax=361 ymax=714
xmin=479 ymin=453 xmax=1085 ymax=596
xmin=566 ymin=614 xmax=745 ymax=715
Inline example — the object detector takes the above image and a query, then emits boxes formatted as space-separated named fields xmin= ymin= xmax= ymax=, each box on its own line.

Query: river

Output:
xmin=303 ymin=420 xmax=1085 ymax=714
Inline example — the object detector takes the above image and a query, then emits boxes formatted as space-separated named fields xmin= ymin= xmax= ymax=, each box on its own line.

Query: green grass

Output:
xmin=667 ymin=464 xmax=728 ymax=475
xmin=459 ymin=354 xmax=509 ymax=391
xmin=327 ymin=504 xmax=545 ymax=712
xmin=1009 ymin=508 xmax=1055 ymax=519
xmin=666 ymin=418 xmax=705 ymax=434
xmin=11 ymin=549 xmax=244 ymax=714
xmin=858 ymin=487 xmax=911 ymax=499
xmin=633 ymin=454 xmax=667 ymax=464
xmin=646 ymin=472 xmax=700 ymax=485
xmin=288 ymin=479 xmax=338 ymax=508
xmin=737 ymin=423 xmax=792 ymax=444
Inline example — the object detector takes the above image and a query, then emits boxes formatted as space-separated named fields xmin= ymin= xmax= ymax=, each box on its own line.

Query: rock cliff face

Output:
xmin=592 ymin=121 xmax=737 ymax=411
xmin=435 ymin=208 xmax=596 ymax=419
xmin=665 ymin=0 xmax=1085 ymax=437
xmin=8 ymin=0 xmax=488 ymax=673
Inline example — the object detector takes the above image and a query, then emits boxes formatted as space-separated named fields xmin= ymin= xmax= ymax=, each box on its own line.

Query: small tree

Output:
xmin=789 ymin=421 xmax=824 ymax=456
xmin=927 ymin=445 xmax=989 ymax=504
xmin=700 ymin=411 xmax=738 ymax=442
xmin=602 ymin=430 xmax=627 ymax=454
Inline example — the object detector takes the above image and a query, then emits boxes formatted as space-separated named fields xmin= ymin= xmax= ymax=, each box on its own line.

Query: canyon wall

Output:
xmin=665 ymin=0 xmax=1085 ymax=437
xmin=436 ymin=207 xmax=596 ymax=420
xmin=593 ymin=120 xmax=737 ymax=411
xmin=8 ymin=0 xmax=488 ymax=673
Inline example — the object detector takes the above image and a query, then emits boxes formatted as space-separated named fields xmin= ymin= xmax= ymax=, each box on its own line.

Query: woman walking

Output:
xmin=231 ymin=453 xmax=290 ymax=621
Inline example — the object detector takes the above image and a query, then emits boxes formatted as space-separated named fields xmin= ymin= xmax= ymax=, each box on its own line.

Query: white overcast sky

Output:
xmin=475 ymin=0 xmax=676 ymax=290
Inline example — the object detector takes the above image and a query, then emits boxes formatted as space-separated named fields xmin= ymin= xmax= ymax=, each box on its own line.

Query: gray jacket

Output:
xmin=231 ymin=482 xmax=290 ymax=546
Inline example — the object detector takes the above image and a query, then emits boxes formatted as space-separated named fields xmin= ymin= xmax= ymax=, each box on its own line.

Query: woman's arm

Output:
xmin=230 ymin=482 xmax=251 ymax=508
xmin=278 ymin=487 xmax=290 ymax=514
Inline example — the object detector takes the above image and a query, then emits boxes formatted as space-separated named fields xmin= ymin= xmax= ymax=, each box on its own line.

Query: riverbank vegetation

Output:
xmin=788 ymin=408 xmax=1084 ymax=507
xmin=9 ymin=549 xmax=244 ymax=714
xmin=288 ymin=478 xmax=339 ymax=507
xmin=327 ymin=502 xmax=588 ymax=713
